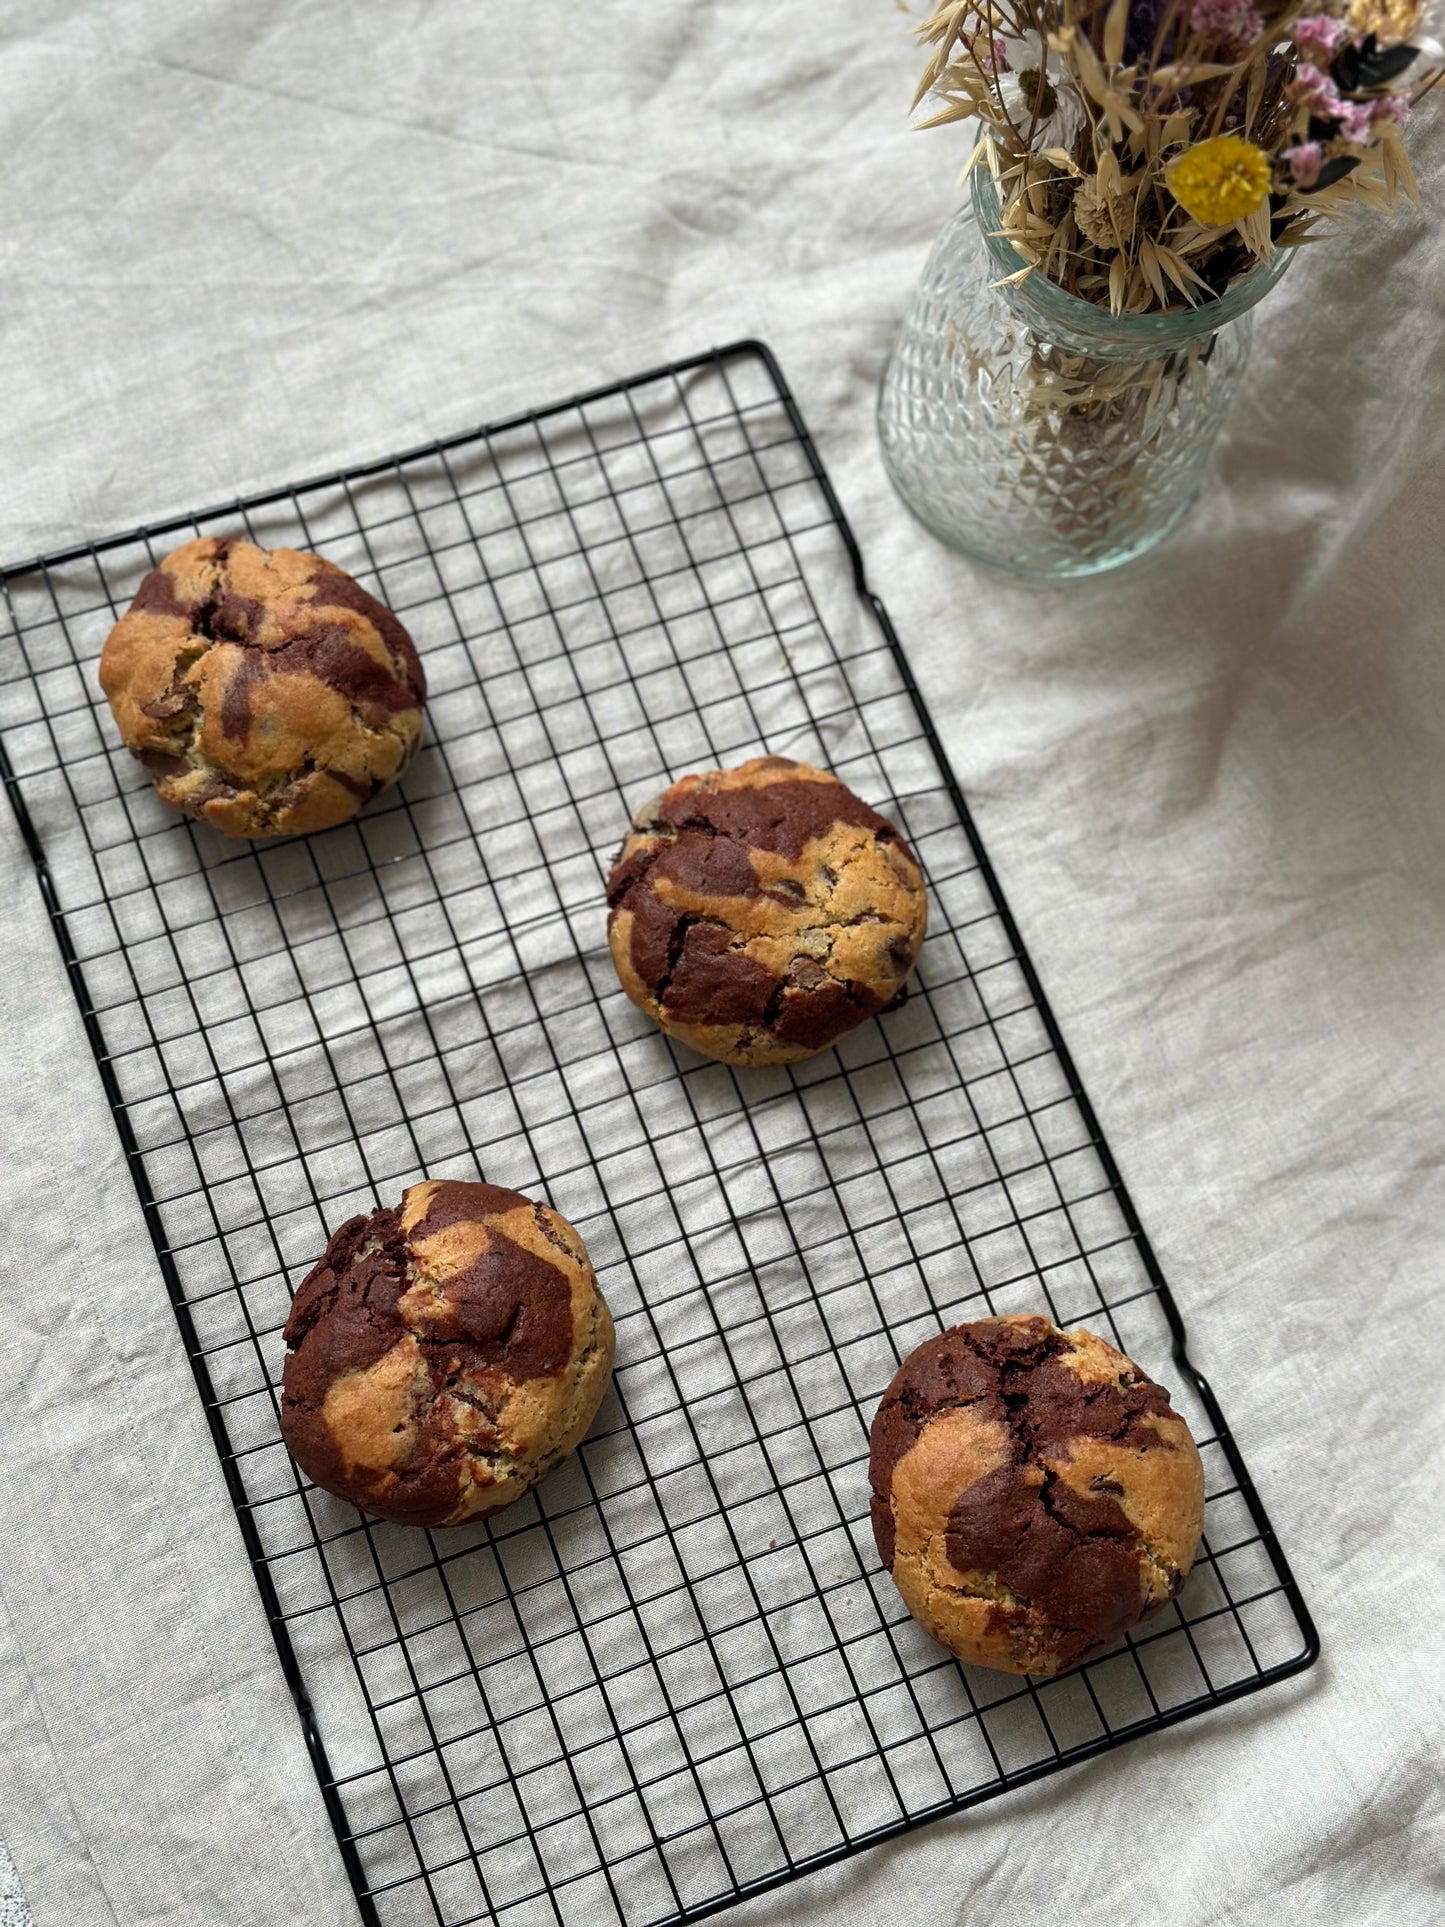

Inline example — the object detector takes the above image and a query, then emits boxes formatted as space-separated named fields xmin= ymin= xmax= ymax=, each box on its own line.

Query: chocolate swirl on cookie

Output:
xmin=280 ymin=1180 xmax=614 ymax=1528
xmin=869 ymin=1315 xmax=1205 ymax=1677
xmin=606 ymin=756 xmax=927 ymax=1067
xmin=99 ymin=535 xmax=425 ymax=839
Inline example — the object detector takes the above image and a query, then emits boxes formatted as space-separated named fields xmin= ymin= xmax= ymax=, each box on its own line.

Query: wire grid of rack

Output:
xmin=0 ymin=342 xmax=1316 ymax=1927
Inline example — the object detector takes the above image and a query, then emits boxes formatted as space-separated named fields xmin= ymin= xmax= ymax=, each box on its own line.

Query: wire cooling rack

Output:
xmin=0 ymin=342 xmax=1316 ymax=1927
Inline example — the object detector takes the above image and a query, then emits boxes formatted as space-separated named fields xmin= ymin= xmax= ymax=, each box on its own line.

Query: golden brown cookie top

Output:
xmin=98 ymin=535 xmax=425 ymax=838
xmin=870 ymin=1314 xmax=1204 ymax=1676
xmin=279 ymin=1179 xmax=613 ymax=1528
xmin=605 ymin=756 xmax=927 ymax=1066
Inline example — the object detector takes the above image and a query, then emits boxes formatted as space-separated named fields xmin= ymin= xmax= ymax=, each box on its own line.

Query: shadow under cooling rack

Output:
xmin=0 ymin=341 xmax=1317 ymax=1927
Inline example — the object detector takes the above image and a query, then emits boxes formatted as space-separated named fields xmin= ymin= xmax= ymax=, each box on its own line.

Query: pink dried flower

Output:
xmin=960 ymin=19 xmax=1007 ymax=74
xmin=1292 ymin=13 xmax=1349 ymax=57
xmin=1189 ymin=0 xmax=1265 ymax=41
xmin=1287 ymin=62 xmax=1344 ymax=113
xmin=1337 ymin=98 xmax=1378 ymax=140
xmin=1285 ymin=139 xmax=1325 ymax=184
xmin=1372 ymin=90 xmax=1412 ymax=126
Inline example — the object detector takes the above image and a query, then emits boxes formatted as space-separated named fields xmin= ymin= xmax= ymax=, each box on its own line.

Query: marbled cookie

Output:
xmin=280 ymin=1180 xmax=614 ymax=1528
xmin=98 ymin=535 xmax=425 ymax=838
xmin=605 ymin=756 xmax=927 ymax=1066
xmin=869 ymin=1314 xmax=1205 ymax=1676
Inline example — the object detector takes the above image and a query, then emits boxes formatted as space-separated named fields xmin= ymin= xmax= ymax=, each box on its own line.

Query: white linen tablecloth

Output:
xmin=2 ymin=3 xmax=1442 ymax=1922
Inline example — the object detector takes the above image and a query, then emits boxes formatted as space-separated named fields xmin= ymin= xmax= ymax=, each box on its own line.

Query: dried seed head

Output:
xmin=1072 ymin=173 xmax=1137 ymax=250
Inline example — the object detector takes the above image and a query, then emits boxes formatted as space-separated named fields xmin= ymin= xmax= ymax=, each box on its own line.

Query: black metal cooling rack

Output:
xmin=0 ymin=342 xmax=1316 ymax=1927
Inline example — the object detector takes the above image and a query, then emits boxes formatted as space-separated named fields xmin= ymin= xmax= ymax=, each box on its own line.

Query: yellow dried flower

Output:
xmin=1346 ymin=0 xmax=1422 ymax=43
xmin=1168 ymin=135 xmax=1272 ymax=226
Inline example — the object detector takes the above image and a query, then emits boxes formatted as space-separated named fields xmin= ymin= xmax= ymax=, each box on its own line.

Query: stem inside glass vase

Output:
xmin=877 ymin=165 xmax=1293 ymax=578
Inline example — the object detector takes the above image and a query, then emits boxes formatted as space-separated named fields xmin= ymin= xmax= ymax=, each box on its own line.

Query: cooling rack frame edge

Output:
xmin=0 ymin=337 xmax=1320 ymax=1927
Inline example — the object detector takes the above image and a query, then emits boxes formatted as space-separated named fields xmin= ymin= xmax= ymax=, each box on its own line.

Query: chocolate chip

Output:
xmin=139 ymin=691 xmax=191 ymax=720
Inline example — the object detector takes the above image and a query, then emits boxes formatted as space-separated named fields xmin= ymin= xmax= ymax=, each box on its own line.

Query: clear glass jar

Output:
xmin=878 ymin=166 xmax=1293 ymax=577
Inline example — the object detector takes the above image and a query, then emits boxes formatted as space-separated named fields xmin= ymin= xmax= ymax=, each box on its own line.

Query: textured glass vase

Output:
xmin=878 ymin=167 xmax=1292 ymax=577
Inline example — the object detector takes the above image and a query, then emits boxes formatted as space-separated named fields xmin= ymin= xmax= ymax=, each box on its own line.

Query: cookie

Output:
xmin=869 ymin=1314 xmax=1205 ymax=1676
xmin=605 ymin=756 xmax=927 ymax=1066
xmin=279 ymin=1179 xmax=614 ymax=1528
xmin=98 ymin=534 xmax=425 ymax=838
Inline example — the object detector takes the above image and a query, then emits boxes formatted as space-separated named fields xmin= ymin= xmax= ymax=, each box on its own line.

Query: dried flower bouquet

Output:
xmin=914 ymin=0 xmax=1443 ymax=312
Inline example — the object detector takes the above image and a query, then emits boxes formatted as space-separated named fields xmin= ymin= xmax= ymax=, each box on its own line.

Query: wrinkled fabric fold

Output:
xmin=1 ymin=2 xmax=1442 ymax=1924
